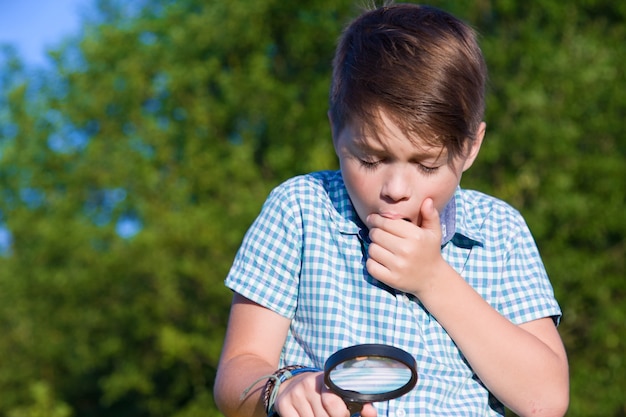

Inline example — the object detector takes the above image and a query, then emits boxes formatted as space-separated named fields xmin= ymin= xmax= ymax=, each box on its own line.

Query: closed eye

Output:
xmin=359 ymin=159 xmax=383 ymax=170
xmin=417 ymin=163 xmax=439 ymax=175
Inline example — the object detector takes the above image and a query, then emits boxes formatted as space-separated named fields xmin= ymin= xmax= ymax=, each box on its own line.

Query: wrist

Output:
xmin=263 ymin=365 xmax=321 ymax=415
xmin=412 ymin=258 xmax=456 ymax=299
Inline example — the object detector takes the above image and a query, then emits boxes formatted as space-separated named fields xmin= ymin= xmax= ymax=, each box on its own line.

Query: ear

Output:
xmin=462 ymin=121 xmax=486 ymax=172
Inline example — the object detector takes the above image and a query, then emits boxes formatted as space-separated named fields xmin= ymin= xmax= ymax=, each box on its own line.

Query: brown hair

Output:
xmin=329 ymin=3 xmax=487 ymax=159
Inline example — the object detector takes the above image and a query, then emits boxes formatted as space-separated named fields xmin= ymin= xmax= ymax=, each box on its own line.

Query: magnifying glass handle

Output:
xmin=346 ymin=401 xmax=364 ymax=416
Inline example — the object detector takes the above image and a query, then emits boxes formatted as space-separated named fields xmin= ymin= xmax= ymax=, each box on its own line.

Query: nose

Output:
xmin=381 ymin=165 xmax=412 ymax=202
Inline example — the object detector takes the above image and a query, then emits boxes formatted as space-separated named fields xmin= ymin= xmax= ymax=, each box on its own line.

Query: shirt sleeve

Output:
xmin=224 ymin=181 xmax=302 ymax=319
xmin=498 ymin=213 xmax=562 ymax=326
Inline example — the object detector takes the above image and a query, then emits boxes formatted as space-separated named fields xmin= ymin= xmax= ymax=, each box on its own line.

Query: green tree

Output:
xmin=0 ymin=0 xmax=351 ymax=415
xmin=466 ymin=3 xmax=626 ymax=415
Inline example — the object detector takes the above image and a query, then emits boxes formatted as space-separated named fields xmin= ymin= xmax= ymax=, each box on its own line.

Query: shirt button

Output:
xmin=395 ymin=408 xmax=406 ymax=417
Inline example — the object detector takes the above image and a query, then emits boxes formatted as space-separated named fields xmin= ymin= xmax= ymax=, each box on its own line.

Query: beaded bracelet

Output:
xmin=263 ymin=365 xmax=321 ymax=415
xmin=240 ymin=365 xmax=321 ymax=416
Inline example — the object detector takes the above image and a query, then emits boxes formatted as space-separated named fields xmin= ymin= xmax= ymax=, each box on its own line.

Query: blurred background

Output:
xmin=0 ymin=0 xmax=624 ymax=416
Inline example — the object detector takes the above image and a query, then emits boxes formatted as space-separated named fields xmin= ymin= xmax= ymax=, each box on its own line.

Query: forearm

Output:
xmin=415 ymin=262 xmax=569 ymax=416
xmin=214 ymin=353 xmax=275 ymax=417
xmin=215 ymin=294 xmax=293 ymax=417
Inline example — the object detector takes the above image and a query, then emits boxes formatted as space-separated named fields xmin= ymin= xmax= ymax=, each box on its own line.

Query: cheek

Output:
xmin=429 ymin=175 xmax=461 ymax=212
xmin=340 ymin=162 xmax=375 ymax=207
xmin=342 ymin=167 xmax=366 ymax=198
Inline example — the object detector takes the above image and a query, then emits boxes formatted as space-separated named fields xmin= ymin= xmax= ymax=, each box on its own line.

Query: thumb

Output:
xmin=419 ymin=198 xmax=441 ymax=233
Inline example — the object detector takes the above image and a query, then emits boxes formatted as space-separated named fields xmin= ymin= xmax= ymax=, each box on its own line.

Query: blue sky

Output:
xmin=0 ymin=0 xmax=143 ymax=243
xmin=0 ymin=0 xmax=88 ymax=67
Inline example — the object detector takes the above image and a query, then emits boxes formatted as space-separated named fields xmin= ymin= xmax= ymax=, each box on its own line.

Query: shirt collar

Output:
xmin=447 ymin=187 xmax=484 ymax=248
xmin=439 ymin=196 xmax=456 ymax=245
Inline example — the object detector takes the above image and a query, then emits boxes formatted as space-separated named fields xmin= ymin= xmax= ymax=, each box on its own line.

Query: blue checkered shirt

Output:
xmin=225 ymin=170 xmax=562 ymax=416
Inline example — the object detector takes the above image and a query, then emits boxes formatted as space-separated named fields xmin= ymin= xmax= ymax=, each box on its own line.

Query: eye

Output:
xmin=359 ymin=158 xmax=383 ymax=170
xmin=418 ymin=164 xmax=439 ymax=175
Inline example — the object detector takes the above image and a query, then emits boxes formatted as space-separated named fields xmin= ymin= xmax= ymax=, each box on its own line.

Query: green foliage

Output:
xmin=7 ymin=382 xmax=72 ymax=417
xmin=0 ymin=0 xmax=350 ymax=415
xmin=0 ymin=0 xmax=624 ymax=416
xmin=463 ymin=4 xmax=626 ymax=415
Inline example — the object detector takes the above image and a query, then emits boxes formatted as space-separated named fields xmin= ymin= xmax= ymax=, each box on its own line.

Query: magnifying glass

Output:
xmin=324 ymin=344 xmax=418 ymax=416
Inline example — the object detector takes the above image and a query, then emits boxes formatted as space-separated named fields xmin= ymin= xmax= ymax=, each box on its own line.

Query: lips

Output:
xmin=379 ymin=212 xmax=412 ymax=222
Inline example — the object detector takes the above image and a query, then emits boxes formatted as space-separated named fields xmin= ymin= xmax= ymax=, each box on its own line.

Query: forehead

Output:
xmin=346 ymin=110 xmax=446 ymax=156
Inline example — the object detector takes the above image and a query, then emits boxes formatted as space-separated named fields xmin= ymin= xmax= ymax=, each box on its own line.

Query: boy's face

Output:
xmin=332 ymin=111 xmax=485 ymax=227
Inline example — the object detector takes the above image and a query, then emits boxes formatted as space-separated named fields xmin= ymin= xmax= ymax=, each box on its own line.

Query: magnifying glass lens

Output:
xmin=329 ymin=358 xmax=413 ymax=394
xmin=324 ymin=344 xmax=418 ymax=405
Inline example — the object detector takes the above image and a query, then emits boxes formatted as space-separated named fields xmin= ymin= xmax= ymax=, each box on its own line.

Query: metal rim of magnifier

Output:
xmin=323 ymin=344 xmax=418 ymax=403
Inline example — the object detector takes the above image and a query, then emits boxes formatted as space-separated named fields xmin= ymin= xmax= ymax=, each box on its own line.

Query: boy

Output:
xmin=214 ymin=3 xmax=569 ymax=417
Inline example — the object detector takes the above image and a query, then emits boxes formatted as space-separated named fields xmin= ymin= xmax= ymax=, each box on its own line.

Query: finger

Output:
xmin=276 ymin=374 xmax=322 ymax=417
xmin=360 ymin=403 xmax=378 ymax=417
xmin=419 ymin=198 xmax=441 ymax=235
xmin=368 ymin=222 xmax=413 ymax=258
xmin=367 ymin=238 xmax=394 ymax=265
xmin=366 ymin=213 xmax=408 ymax=236
xmin=320 ymin=386 xmax=351 ymax=417
xmin=365 ymin=253 xmax=395 ymax=283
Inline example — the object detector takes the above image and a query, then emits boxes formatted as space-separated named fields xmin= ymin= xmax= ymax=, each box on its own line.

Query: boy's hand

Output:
xmin=274 ymin=372 xmax=377 ymax=417
xmin=365 ymin=198 xmax=448 ymax=297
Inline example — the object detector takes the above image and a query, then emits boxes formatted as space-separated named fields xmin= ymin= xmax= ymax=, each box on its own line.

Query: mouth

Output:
xmin=378 ymin=210 xmax=413 ymax=223
xmin=378 ymin=212 xmax=413 ymax=223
